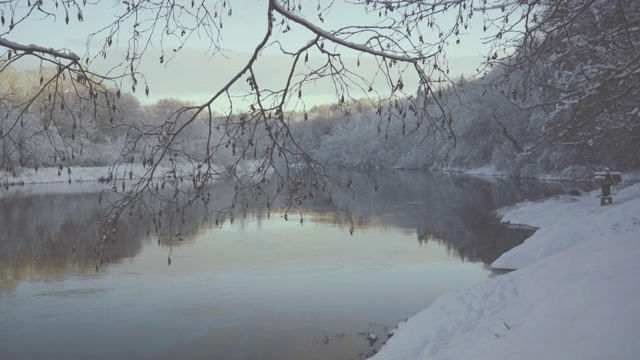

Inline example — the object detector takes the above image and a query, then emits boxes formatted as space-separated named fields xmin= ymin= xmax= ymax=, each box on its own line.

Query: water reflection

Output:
xmin=272 ymin=170 xmax=589 ymax=265
xmin=0 ymin=184 xmax=141 ymax=293
xmin=0 ymin=171 xmax=591 ymax=360
xmin=0 ymin=171 xmax=589 ymax=294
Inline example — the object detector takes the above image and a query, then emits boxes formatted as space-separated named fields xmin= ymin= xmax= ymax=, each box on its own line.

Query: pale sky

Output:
xmin=3 ymin=0 xmax=491 ymax=108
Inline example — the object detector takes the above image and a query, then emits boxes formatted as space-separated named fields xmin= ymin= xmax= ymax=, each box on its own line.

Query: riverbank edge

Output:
xmin=371 ymin=181 xmax=640 ymax=359
xmin=4 ymin=164 xmax=639 ymax=186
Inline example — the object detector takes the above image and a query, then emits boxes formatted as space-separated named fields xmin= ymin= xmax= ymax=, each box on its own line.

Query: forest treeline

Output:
xmin=1 ymin=63 xmax=637 ymax=180
xmin=290 ymin=68 xmax=638 ymax=178
xmin=0 ymin=66 xmax=239 ymax=174
xmin=2 ymin=0 xmax=639 ymax=181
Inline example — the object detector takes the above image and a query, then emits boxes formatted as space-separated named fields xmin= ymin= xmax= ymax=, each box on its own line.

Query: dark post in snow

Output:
xmin=594 ymin=169 xmax=622 ymax=206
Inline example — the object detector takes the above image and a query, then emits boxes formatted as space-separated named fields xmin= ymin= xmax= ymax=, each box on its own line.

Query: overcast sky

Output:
xmin=4 ymin=0 xmax=489 ymax=108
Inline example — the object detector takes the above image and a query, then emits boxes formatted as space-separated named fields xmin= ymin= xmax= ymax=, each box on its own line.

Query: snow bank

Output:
xmin=0 ymin=165 xmax=159 ymax=198
xmin=1 ymin=166 xmax=110 ymax=184
xmin=493 ymin=183 xmax=640 ymax=270
xmin=373 ymin=182 xmax=640 ymax=360
xmin=443 ymin=165 xmax=501 ymax=177
xmin=0 ymin=161 xmax=235 ymax=186
xmin=0 ymin=162 xmax=257 ymax=199
xmin=0 ymin=164 xmax=174 ymax=185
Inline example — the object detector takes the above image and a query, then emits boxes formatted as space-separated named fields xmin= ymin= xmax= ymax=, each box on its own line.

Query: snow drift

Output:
xmin=373 ymin=183 xmax=640 ymax=360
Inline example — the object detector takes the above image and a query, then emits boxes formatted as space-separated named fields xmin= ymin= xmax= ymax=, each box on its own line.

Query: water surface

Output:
xmin=0 ymin=171 xmax=587 ymax=359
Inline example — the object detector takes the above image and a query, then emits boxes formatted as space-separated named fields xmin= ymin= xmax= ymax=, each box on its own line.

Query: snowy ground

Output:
xmin=0 ymin=161 xmax=264 ymax=187
xmin=373 ymin=183 xmax=640 ymax=360
xmin=0 ymin=164 xmax=179 ymax=185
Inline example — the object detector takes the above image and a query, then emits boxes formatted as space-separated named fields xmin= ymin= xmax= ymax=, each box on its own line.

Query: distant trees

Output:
xmin=0 ymin=67 xmax=142 ymax=170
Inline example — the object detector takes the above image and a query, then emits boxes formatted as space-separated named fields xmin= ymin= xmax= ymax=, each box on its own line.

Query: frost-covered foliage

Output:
xmin=438 ymin=72 xmax=593 ymax=177
xmin=0 ymin=69 xmax=239 ymax=175
xmin=289 ymin=0 xmax=640 ymax=178
xmin=502 ymin=0 xmax=640 ymax=169
xmin=290 ymin=101 xmax=442 ymax=170
xmin=289 ymin=64 xmax=635 ymax=179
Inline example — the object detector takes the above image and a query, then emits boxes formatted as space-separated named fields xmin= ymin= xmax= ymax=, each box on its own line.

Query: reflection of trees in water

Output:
xmin=0 ymin=182 xmax=266 ymax=292
xmin=299 ymin=170 xmax=592 ymax=265
xmin=0 ymin=171 xmax=590 ymax=292
xmin=417 ymin=207 xmax=536 ymax=265
xmin=0 ymin=191 xmax=141 ymax=292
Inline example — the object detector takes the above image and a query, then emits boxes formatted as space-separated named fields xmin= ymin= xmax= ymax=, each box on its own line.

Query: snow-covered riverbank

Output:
xmin=0 ymin=164 xmax=181 ymax=186
xmin=373 ymin=182 xmax=640 ymax=360
xmin=1 ymin=166 xmax=113 ymax=185
xmin=0 ymin=162 xmax=264 ymax=186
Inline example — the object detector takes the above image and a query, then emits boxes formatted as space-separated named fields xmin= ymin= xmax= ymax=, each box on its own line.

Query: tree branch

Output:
xmin=0 ymin=37 xmax=80 ymax=62
xmin=271 ymin=0 xmax=418 ymax=64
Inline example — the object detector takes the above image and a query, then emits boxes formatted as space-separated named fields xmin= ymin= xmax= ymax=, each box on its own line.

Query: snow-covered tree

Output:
xmin=495 ymin=0 xmax=640 ymax=168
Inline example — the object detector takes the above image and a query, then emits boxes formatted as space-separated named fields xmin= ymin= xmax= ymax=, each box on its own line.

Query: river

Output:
xmin=0 ymin=170 xmax=588 ymax=359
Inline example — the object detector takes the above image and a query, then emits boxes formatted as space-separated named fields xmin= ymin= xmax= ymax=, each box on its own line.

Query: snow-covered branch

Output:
xmin=271 ymin=0 xmax=419 ymax=63
xmin=0 ymin=37 xmax=80 ymax=62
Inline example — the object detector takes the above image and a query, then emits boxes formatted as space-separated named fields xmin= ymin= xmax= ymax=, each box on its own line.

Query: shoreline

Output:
xmin=6 ymin=164 xmax=637 ymax=186
xmin=372 ymin=182 xmax=640 ymax=360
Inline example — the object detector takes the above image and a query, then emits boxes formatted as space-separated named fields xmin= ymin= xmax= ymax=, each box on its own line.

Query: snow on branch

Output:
xmin=270 ymin=0 xmax=418 ymax=63
xmin=0 ymin=37 xmax=80 ymax=62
